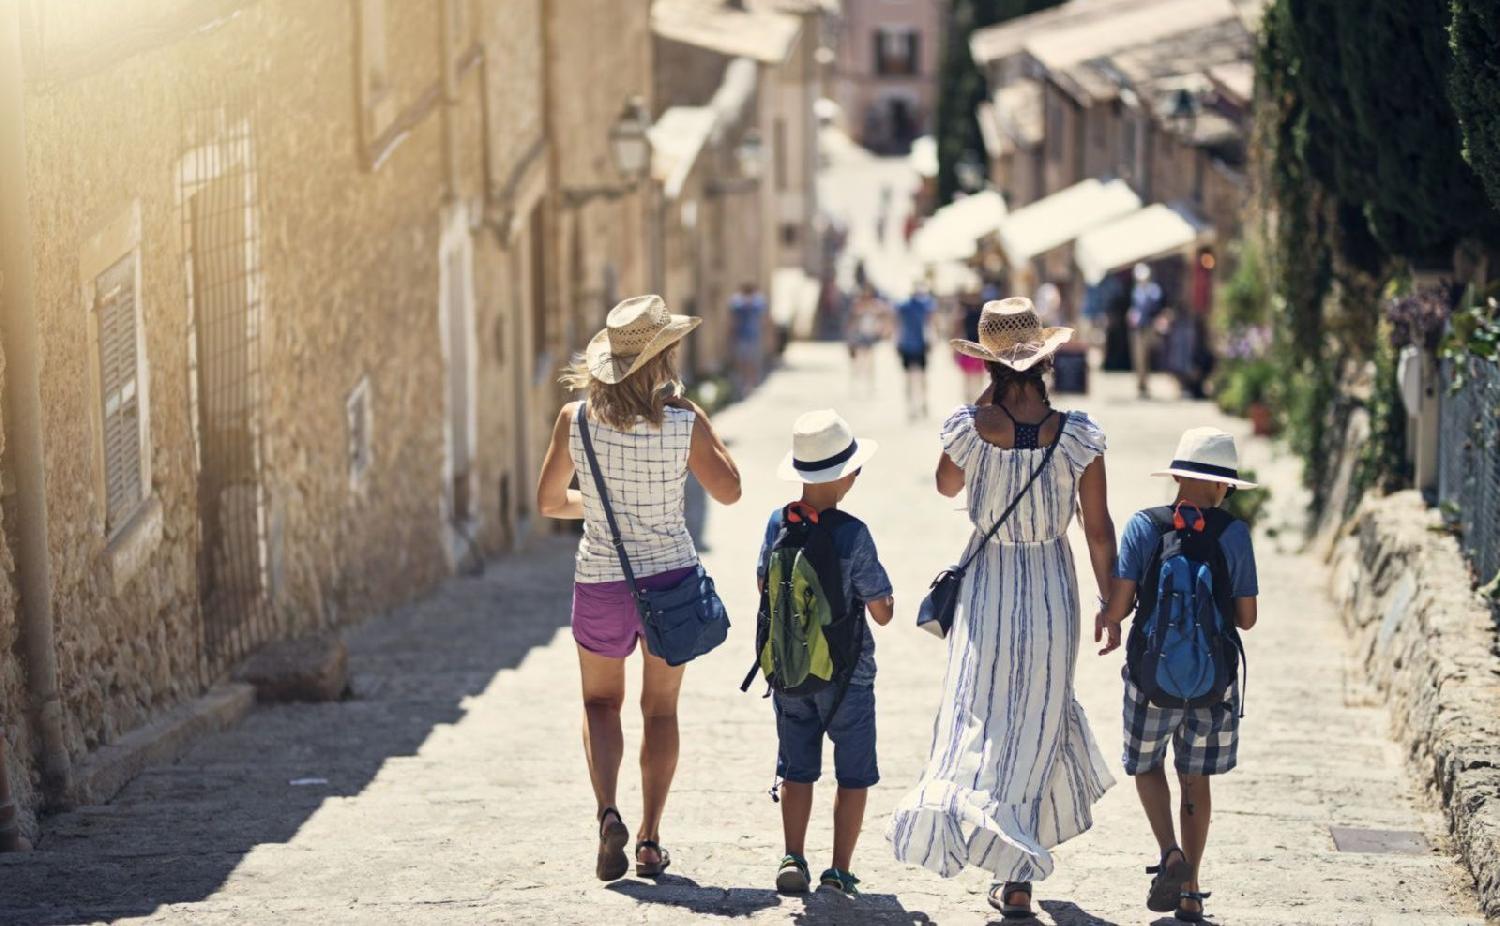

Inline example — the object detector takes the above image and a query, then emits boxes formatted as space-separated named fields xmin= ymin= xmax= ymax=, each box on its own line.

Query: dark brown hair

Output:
xmin=986 ymin=358 xmax=1052 ymax=406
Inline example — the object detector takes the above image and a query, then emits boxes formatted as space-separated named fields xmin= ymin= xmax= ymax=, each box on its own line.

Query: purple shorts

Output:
xmin=572 ymin=565 xmax=697 ymax=659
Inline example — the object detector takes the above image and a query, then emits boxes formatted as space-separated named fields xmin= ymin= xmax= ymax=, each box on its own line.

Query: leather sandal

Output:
xmin=987 ymin=880 xmax=1034 ymax=919
xmin=595 ymin=807 xmax=629 ymax=881
xmin=1175 ymin=889 xmax=1212 ymax=923
xmin=635 ymin=839 xmax=671 ymax=878
xmin=1146 ymin=846 xmax=1191 ymax=912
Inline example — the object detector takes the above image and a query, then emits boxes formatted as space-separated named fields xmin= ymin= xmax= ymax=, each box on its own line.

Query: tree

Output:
xmin=1449 ymin=0 xmax=1500 ymax=212
xmin=935 ymin=0 xmax=1064 ymax=207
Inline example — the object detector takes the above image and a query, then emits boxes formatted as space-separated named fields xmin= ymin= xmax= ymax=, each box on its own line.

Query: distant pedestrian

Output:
xmin=730 ymin=282 xmax=767 ymax=397
xmin=535 ymin=295 xmax=742 ymax=882
xmin=754 ymin=410 xmax=894 ymax=899
xmin=1095 ymin=427 xmax=1259 ymax=923
xmin=952 ymin=292 xmax=987 ymax=401
xmin=894 ymin=281 xmax=936 ymax=419
xmin=1129 ymin=263 xmax=1166 ymax=398
xmin=846 ymin=285 xmax=889 ymax=398
xmin=888 ymin=298 xmax=1118 ymax=919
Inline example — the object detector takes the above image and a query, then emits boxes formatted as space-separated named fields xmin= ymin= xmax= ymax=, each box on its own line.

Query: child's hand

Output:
xmin=1094 ymin=611 xmax=1121 ymax=655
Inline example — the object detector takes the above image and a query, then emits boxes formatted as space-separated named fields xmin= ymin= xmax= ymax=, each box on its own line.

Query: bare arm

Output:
xmin=677 ymin=399 xmax=742 ymax=505
xmin=1234 ymin=596 xmax=1258 ymax=631
xmin=1095 ymin=576 xmax=1136 ymax=655
xmin=1076 ymin=454 xmax=1116 ymax=602
xmin=867 ymin=596 xmax=895 ymax=626
xmin=536 ymin=404 xmax=584 ymax=519
xmin=935 ymin=451 xmax=965 ymax=497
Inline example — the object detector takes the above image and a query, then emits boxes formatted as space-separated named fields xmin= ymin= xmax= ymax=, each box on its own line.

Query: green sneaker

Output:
xmin=818 ymin=867 xmax=861 ymax=898
xmin=775 ymin=853 xmax=810 ymax=894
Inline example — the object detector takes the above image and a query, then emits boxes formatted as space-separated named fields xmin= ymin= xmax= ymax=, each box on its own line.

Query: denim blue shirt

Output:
xmin=1115 ymin=508 xmax=1259 ymax=597
xmin=756 ymin=508 xmax=892 ymax=686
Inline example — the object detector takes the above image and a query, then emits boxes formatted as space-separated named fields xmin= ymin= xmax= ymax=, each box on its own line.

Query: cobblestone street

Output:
xmin=1 ymin=344 xmax=1488 ymax=925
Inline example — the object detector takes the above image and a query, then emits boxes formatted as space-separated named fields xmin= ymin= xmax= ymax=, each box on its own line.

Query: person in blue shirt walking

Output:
xmin=730 ymin=283 xmax=767 ymax=397
xmin=1129 ymin=263 xmax=1166 ymax=398
xmin=894 ymin=281 xmax=936 ymax=419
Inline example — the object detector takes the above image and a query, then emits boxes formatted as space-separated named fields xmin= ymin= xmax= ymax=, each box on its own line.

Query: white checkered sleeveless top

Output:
xmin=569 ymin=404 xmax=699 ymax=583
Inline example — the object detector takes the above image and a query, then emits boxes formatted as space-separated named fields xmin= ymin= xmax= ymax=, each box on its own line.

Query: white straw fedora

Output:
xmin=950 ymin=297 xmax=1074 ymax=372
xmin=777 ymin=409 xmax=880 ymax=484
xmin=584 ymin=295 xmax=701 ymax=385
xmin=1152 ymin=427 xmax=1259 ymax=489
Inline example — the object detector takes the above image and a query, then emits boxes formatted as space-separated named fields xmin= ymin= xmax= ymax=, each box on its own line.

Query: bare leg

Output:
xmin=1178 ymin=773 xmax=1213 ymax=914
xmin=577 ymin=645 xmax=627 ymax=816
xmin=831 ymin=787 xmax=867 ymax=871
xmin=780 ymin=781 xmax=814 ymax=858
xmin=1134 ymin=765 xmax=1178 ymax=854
xmin=637 ymin=642 xmax=686 ymax=866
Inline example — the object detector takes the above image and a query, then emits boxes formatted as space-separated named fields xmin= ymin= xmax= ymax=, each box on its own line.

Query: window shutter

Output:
xmin=96 ymin=254 xmax=143 ymax=533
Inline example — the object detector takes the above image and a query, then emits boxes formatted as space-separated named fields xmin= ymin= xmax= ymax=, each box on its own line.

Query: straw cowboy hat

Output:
xmin=1153 ymin=427 xmax=1259 ymax=489
xmin=584 ymin=295 xmax=701 ymax=385
xmin=950 ymin=297 xmax=1074 ymax=372
xmin=777 ymin=409 xmax=880 ymax=484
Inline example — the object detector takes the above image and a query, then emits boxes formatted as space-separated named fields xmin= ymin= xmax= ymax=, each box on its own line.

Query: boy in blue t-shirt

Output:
xmin=894 ymin=283 xmax=936 ymax=420
xmin=1096 ymin=427 xmax=1259 ymax=924
xmin=757 ymin=410 xmax=894 ymax=899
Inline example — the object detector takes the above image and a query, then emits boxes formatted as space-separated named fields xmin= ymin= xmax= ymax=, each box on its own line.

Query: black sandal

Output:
xmin=1146 ymin=846 xmax=1191 ymax=912
xmin=635 ymin=839 xmax=671 ymax=878
xmin=596 ymin=807 xmax=629 ymax=881
xmin=1175 ymin=889 xmax=1212 ymax=923
xmin=987 ymin=881 xmax=1034 ymax=920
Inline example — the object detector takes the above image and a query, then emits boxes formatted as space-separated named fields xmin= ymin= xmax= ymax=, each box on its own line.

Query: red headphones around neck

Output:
xmin=1173 ymin=501 xmax=1207 ymax=532
xmin=786 ymin=501 xmax=820 ymax=524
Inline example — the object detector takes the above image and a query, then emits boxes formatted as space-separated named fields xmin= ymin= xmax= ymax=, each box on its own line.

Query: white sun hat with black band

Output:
xmin=1153 ymin=427 xmax=1259 ymax=489
xmin=777 ymin=409 xmax=879 ymax=484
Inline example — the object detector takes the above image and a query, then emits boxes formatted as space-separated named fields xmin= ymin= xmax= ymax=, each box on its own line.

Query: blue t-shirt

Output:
xmin=730 ymin=293 xmax=765 ymax=344
xmin=1114 ymin=509 xmax=1259 ymax=598
xmin=756 ymin=508 xmax=892 ymax=686
xmin=895 ymin=293 xmax=935 ymax=353
xmin=1130 ymin=281 xmax=1164 ymax=328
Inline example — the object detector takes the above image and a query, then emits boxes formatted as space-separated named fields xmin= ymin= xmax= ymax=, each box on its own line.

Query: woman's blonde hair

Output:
xmin=560 ymin=345 xmax=681 ymax=431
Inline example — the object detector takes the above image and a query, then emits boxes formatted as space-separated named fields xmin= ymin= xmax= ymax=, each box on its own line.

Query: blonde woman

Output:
xmin=536 ymin=295 xmax=742 ymax=882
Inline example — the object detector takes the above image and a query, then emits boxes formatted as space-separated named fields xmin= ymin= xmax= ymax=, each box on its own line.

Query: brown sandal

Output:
xmin=596 ymin=807 xmax=629 ymax=881
xmin=635 ymin=839 xmax=671 ymax=877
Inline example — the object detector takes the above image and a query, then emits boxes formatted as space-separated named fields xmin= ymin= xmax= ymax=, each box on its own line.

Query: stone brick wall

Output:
xmin=11 ymin=0 xmax=539 ymax=830
xmin=1330 ymin=492 xmax=1500 ymax=918
xmin=0 ymin=346 xmax=35 ymax=838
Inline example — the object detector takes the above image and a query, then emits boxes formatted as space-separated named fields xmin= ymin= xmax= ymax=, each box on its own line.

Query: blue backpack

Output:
xmin=1126 ymin=504 xmax=1246 ymax=714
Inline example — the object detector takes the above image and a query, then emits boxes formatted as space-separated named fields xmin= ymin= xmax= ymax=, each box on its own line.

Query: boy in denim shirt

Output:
xmin=757 ymin=410 xmax=894 ymax=898
xmin=1096 ymin=427 xmax=1259 ymax=923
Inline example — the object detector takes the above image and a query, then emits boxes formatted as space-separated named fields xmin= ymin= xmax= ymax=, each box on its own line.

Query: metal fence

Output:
xmin=1437 ymin=356 xmax=1500 ymax=591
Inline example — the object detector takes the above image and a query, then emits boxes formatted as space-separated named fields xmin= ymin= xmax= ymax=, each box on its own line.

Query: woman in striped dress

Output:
xmin=887 ymin=298 xmax=1119 ymax=918
xmin=536 ymin=296 xmax=742 ymax=883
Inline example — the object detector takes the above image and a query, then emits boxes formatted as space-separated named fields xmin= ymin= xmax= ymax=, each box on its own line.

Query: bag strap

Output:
xmin=576 ymin=402 xmax=642 ymax=602
xmin=957 ymin=410 xmax=1067 ymax=573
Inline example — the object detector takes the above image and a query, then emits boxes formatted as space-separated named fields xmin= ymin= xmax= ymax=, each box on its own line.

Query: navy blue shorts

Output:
xmin=773 ymin=684 xmax=878 ymax=789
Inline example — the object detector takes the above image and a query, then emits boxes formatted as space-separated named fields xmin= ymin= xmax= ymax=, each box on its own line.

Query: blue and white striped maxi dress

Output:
xmin=887 ymin=406 xmax=1115 ymax=883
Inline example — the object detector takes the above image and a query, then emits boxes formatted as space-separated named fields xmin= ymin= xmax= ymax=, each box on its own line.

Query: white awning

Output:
xmin=928 ymin=260 xmax=981 ymax=297
xmin=995 ymin=178 xmax=1141 ymax=265
xmin=911 ymin=190 xmax=1008 ymax=263
xmin=1074 ymin=203 xmax=1212 ymax=285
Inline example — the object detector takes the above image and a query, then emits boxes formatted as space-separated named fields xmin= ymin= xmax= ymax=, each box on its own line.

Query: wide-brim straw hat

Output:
xmin=1152 ymin=426 xmax=1259 ymax=489
xmin=584 ymin=295 xmax=701 ymax=385
xmin=950 ymin=296 xmax=1074 ymax=372
xmin=776 ymin=409 xmax=880 ymax=484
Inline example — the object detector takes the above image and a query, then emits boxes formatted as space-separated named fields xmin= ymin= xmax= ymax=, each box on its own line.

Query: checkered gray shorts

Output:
xmin=1121 ymin=666 xmax=1239 ymax=776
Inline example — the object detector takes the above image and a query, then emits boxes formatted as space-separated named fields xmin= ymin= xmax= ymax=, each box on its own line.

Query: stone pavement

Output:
xmin=1 ymin=344 xmax=1489 ymax=926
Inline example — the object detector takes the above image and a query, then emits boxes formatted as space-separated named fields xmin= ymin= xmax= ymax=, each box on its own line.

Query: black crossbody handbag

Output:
xmin=577 ymin=402 xmax=728 ymax=666
xmin=917 ymin=413 xmax=1066 ymax=638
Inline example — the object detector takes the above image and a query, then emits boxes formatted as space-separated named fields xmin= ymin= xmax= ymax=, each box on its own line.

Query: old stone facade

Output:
xmin=832 ymin=0 xmax=944 ymax=153
xmin=0 ymin=0 xmax=671 ymax=839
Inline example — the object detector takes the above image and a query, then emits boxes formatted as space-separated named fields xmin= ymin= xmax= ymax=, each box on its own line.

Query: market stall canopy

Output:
xmin=995 ymin=178 xmax=1140 ymax=265
xmin=911 ymin=189 xmax=1008 ymax=263
xmin=928 ymin=260 xmax=982 ymax=297
xmin=1073 ymin=202 xmax=1212 ymax=285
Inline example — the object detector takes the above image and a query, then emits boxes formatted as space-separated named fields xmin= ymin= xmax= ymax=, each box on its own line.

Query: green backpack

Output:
xmin=740 ymin=505 xmax=865 ymax=699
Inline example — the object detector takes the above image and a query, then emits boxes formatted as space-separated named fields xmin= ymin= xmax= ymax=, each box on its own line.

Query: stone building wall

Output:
xmin=11 ymin=0 xmax=534 ymax=824
xmin=0 ymin=348 xmax=33 ymax=835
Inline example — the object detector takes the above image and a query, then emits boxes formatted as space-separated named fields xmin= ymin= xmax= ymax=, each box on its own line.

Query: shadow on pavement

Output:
xmin=0 ymin=536 xmax=579 ymax=926
xmin=1040 ymin=898 xmax=1123 ymax=925
xmin=607 ymin=874 xmax=782 ymax=917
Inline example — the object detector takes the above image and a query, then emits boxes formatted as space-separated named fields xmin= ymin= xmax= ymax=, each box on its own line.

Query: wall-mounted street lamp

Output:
xmin=734 ymin=128 xmax=763 ymax=181
xmin=562 ymin=95 xmax=654 ymax=207
xmin=1168 ymin=87 xmax=1199 ymax=140
xmin=609 ymin=96 xmax=652 ymax=180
